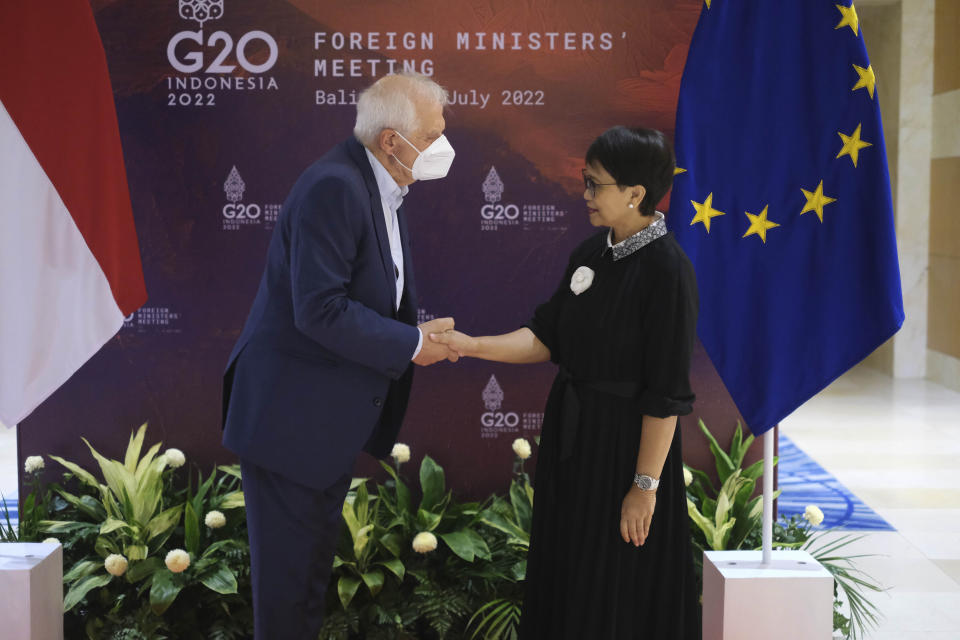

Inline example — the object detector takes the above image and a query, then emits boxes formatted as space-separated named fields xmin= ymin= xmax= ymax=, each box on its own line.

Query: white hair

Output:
xmin=353 ymin=73 xmax=449 ymax=146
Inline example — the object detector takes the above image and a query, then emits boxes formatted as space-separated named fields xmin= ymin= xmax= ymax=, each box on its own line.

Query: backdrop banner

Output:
xmin=20 ymin=0 xmax=754 ymax=498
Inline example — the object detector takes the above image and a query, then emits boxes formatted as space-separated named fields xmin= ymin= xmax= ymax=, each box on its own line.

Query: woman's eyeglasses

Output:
xmin=582 ymin=169 xmax=617 ymax=198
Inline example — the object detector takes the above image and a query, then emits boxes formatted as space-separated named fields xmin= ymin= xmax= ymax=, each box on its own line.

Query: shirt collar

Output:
xmin=364 ymin=147 xmax=408 ymax=210
xmin=605 ymin=212 xmax=667 ymax=261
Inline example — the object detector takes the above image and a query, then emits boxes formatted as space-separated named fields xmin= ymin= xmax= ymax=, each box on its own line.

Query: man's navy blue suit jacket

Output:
xmin=221 ymin=137 xmax=421 ymax=490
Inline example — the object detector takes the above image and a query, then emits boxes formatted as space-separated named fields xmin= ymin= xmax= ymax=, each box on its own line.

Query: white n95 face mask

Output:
xmin=393 ymin=130 xmax=455 ymax=181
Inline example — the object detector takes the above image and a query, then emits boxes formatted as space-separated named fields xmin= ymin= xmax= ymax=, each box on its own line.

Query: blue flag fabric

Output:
xmin=669 ymin=1 xmax=904 ymax=436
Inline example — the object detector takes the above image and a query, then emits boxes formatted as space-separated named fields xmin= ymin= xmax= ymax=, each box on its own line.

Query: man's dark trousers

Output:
xmin=240 ymin=457 xmax=351 ymax=639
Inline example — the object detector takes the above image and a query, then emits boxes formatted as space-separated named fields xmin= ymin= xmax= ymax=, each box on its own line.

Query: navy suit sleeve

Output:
xmin=290 ymin=175 xmax=419 ymax=379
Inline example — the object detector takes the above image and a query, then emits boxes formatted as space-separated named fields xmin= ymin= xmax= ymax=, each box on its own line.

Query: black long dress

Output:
xmin=519 ymin=219 xmax=700 ymax=640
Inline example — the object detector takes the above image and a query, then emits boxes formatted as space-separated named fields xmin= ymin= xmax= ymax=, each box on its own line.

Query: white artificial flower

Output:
xmin=164 ymin=448 xmax=186 ymax=468
xmin=512 ymin=438 xmax=532 ymax=460
xmin=165 ymin=549 xmax=191 ymax=573
xmin=569 ymin=266 xmax=595 ymax=295
xmin=391 ymin=443 xmax=411 ymax=464
xmin=205 ymin=510 xmax=227 ymax=529
xmin=104 ymin=554 xmax=128 ymax=577
xmin=42 ymin=538 xmax=60 ymax=545
xmin=683 ymin=467 xmax=693 ymax=487
xmin=412 ymin=531 xmax=438 ymax=554
xmin=24 ymin=456 xmax=44 ymax=474
xmin=804 ymin=505 xmax=825 ymax=527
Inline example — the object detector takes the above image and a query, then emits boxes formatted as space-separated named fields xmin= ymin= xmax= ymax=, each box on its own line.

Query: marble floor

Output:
xmin=782 ymin=364 xmax=960 ymax=639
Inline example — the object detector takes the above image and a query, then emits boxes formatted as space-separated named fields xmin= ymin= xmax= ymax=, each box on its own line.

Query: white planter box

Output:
xmin=703 ymin=550 xmax=833 ymax=640
xmin=0 ymin=542 xmax=64 ymax=640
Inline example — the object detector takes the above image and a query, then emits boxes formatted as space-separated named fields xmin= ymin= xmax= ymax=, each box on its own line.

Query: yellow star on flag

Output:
xmin=852 ymin=64 xmax=876 ymax=99
xmin=674 ymin=167 xmax=687 ymax=175
xmin=836 ymin=123 xmax=872 ymax=167
xmin=690 ymin=193 xmax=726 ymax=233
xmin=800 ymin=180 xmax=838 ymax=223
xmin=705 ymin=0 xmax=712 ymax=8
xmin=743 ymin=206 xmax=780 ymax=244
xmin=835 ymin=3 xmax=859 ymax=36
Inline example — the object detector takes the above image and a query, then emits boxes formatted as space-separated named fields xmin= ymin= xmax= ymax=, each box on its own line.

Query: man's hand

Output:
xmin=413 ymin=317 xmax=459 ymax=366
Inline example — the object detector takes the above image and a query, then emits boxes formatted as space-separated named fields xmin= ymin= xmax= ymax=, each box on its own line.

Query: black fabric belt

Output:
xmin=556 ymin=367 xmax=642 ymax=463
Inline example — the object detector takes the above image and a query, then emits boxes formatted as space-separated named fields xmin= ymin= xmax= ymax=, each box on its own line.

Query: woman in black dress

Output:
xmin=431 ymin=127 xmax=699 ymax=639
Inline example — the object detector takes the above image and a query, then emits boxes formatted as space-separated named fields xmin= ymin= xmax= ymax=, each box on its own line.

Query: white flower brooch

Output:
xmin=570 ymin=266 xmax=595 ymax=295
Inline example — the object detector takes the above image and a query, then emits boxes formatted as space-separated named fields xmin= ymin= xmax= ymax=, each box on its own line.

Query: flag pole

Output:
xmin=762 ymin=428 xmax=774 ymax=565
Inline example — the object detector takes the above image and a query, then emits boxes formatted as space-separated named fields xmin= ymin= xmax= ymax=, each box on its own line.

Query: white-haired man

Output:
xmin=221 ymin=73 xmax=457 ymax=638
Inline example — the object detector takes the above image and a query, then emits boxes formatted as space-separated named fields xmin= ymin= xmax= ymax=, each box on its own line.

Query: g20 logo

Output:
xmin=481 ymin=412 xmax=520 ymax=428
xmin=222 ymin=204 xmax=262 ymax=220
xmin=481 ymin=204 xmax=520 ymax=220
xmin=168 ymin=30 xmax=278 ymax=74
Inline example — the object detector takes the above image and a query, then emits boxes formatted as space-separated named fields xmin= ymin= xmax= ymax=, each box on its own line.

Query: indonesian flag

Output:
xmin=0 ymin=2 xmax=146 ymax=426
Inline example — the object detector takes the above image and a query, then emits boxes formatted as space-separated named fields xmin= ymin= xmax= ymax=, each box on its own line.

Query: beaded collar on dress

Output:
xmin=605 ymin=212 xmax=667 ymax=261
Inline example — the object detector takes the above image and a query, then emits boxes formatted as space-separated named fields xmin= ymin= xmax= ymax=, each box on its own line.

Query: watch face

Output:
xmin=637 ymin=475 xmax=653 ymax=490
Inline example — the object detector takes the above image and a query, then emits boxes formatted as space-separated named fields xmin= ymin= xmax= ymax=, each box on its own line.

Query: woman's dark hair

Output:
xmin=585 ymin=126 xmax=675 ymax=216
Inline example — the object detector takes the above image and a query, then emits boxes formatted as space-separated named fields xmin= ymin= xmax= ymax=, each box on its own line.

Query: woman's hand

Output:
xmin=429 ymin=329 xmax=477 ymax=359
xmin=620 ymin=486 xmax=656 ymax=547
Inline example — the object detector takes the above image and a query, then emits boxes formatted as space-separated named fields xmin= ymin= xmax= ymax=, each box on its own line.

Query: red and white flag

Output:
xmin=0 ymin=2 xmax=147 ymax=426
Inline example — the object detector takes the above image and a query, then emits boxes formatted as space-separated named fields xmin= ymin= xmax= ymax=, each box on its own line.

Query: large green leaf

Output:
xmin=145 ymin=504 xmax=183 ymax=542
xmin=198 ymin=563 xmax=238 ymax=595
xmin=82 ymin=439 xmax=137 ymax=516
xmin=134 ymin=442 xmax=162 ymax=481
xmin=99 ymin=518 xmax=131 ymax=536
xmin=353 ymin=524 xmax=374 ymax=559
xmin=380 ymin=461 xmax=412 ymax=518
xmin=729 ymin=424 xmax=743 ymax=468
xmin=416 ymin=509 xmax=442 ymax=532
xmin=218 ymin=491 xmax=245 ymax=510
xmin=217 ymin=465 xmax=242 ymax=479
xmin=715 ymin=490 xmax=732 ymax=528
xmin=743 ymin=457 xmax=775 ymax=482
xmin=150 ymin=570 xmax=185 ymax=615
xmin=360 ymin=569 xmax=384 ymax=596
xmin=338 ymin=575 xmax=361 ymax=609
xmin=94 ymin=536 xmax=119 ymax=558
xmin=63 ymin=559 xmax=103 ymax=584
xmin=125 ymin=557 xmax=163 ymax=583
xmin=687 ymin=498 xmax=717 ymax=546
xmin=440 ymin=529 xmax=491 ymax=562
xmin=419 ymin=455 xmax=445 ymax=512
xmin=124 ymin=544 xmax=148 ymax=561
xmin=54 ymin=489 xmax=107 ymax=521
xmin=124 ymin=424 xmax=148 ymax=473
xmin=480 ymin=510 xmax=529 ymax=546
xmin=509 ymin=480 xmax=532 ymax=533
xmin=200 ymin=539 xmax=245 ymax=559
xmin=380 ymin=531 xmax=404 ymax=557
xmin=715 ymin=518 xmax=736 ymax=549
xmin=355 ymin=482 xmax=371 ymax=528
xmin=48 ymin=455 xmax=100 ymax=491
xmin=377 ymin=557 xmax=405 ymax=582
xmin=685 ymin=467 xmax=713 ymax=503
xmin=342 ymin=500 xmax=361 ymax=541
xmin=132 ymin=456 xmax=166 ymax=525
xmin=184 ymin=501 xmax=200 ymax=557
xmin=698 ymin=420 xmax=736 ymax=484
xmin=40 ymin=520 xmax=93 ymax=535
xmin=64 ymin=573 xmax=112 ymax=612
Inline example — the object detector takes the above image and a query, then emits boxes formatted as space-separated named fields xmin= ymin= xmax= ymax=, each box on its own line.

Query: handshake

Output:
xmin=412 ymin=317 xmax=473 ymax=366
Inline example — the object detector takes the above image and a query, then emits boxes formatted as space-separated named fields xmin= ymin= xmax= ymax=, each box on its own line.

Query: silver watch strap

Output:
xmin=633 ymin=473 xmax=660 ymax=491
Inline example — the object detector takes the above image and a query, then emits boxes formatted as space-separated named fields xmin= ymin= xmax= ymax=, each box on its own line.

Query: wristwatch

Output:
xmin=633 ymin=473 xmax=660 ymax=491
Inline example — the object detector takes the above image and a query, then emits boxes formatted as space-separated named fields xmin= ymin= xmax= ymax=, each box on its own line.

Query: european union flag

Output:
xmin=669 ymin=1 xmax=904 ymax=436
